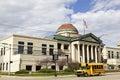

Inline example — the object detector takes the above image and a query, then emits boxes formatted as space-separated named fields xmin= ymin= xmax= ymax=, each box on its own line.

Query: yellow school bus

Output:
xmin=75 ymin=63 xmax=105 ymax=77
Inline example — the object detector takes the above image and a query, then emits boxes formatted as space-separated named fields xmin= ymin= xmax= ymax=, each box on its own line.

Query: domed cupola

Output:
xmin=56 ymin=24 xmax=78 ymax=35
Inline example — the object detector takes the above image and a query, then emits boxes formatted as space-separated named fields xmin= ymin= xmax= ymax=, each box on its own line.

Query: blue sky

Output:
xmin=0 ymin=0 xmax=120 ymax=47
xmin=70 ymin=0 xmax=92 ymax=13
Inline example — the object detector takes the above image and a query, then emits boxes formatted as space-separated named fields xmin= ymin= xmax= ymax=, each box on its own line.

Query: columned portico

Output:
xmin=72 ymin=42 xmax=102 ymax=63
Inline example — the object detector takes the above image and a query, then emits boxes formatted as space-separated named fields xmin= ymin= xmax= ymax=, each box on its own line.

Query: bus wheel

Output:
xmin=98 ymin=72 xmax=101 ymax=76
xmin=77 ymin=75 xmax=80 ymax=77
xmin=84 ymin=73 xmax=88 ymax=77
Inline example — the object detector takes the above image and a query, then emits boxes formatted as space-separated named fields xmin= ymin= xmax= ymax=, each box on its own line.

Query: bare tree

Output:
xmin=36 ymin=58 xmax=52 ymax=69
xmin=57 ymin=58 xmax=72 ymax=71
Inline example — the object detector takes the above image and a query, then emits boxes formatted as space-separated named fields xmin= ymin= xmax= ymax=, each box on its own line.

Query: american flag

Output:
xmin=83 ymin=19 xmax=88 ymax=28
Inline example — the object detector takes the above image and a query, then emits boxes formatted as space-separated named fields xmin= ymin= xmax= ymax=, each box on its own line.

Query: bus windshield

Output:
xmin=80 ymin=66 xmax=90 ymax=70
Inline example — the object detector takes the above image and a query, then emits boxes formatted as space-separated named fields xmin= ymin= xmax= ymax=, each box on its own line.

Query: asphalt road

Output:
xmin=0 ymin=72 xmax=120 ymax=80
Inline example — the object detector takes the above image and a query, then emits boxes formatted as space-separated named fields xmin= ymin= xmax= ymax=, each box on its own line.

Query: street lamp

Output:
xmin=2 ymin=43 xmax=11 ymax=76
xmin=52 ymin=54 xmax=58 ymax=77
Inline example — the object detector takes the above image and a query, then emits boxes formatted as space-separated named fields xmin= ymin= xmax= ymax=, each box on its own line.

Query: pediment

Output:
xmin=83 ymin=36 xmax=98 ymax=43
xmin=76 ymin=33 xmax=102 ymax=44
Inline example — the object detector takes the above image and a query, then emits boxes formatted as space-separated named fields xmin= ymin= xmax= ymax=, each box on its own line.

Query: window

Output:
xmin=49 ymin=45 xmax=54 ymax=47
xmin=42 ymin=44 xmax=47 ymax=55
xmin=1 ymin=48 xmax=3 ymax=56
xmin=0 ymin=63 xmax=2 ymax=70
xmin=36 ymin=66 xmax=41 ymax=71
xmin=18 ymin=41 xmax=24 ymax=54
xmin=117 ymin=53 xmax=119 ymax=59
xmin=59 ymin=66 xmax=63 ymax=70
xmin=3 ymin=63 xmax=5 ymax=70
xmin=58 ymin=43 xmax=61 ymax=49
xmin=64 ymin=44 xmax=69 ymax=50
xmin=26 ymin=65 xmax=32 ymax=71
xmin=27 ymin=47 xmax=33 ymax=54
xmin=112 ymin=53 xmax=114 ymax=59
xmin=42 ymin=48 xmax=46 ymax=55
xmin=27 ymin=42 xmax=33 ymax=54
xmin=18 ymin=42 xmax=24 ymax=44
xmin=108 ymin=53 xmax=110 ymax=59
xmin=6 ymin=63 xmax=8 ymax=70
xmin=49 ymin=45 xmax=54 ymax=55
xmin=18 ymin=46 xmax=24 ymax=54
xmin=49 ymin=48 xmax=54 ymax=55
xmin=42 ymin=44 xmax=47 ymax=47
xmin=28 ymin=42 xmax=33 ymax=45
xmin=51 ymin=65 xmax=55 ymax=70
xmin=3 ymin=47 xmax=5 ymax=55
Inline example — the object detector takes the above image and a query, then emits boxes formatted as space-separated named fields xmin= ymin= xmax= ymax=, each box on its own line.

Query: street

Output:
xmin=0 ymin=72 xmax=120 ymax=80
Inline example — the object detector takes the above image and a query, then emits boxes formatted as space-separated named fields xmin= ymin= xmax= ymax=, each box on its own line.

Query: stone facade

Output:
xmin=0 ymin=24 xmax=104 ymax=72
xmin=102 ymin=46 xmax=120 ymax=70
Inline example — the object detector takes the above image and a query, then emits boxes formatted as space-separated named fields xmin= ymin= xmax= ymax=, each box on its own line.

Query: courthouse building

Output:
xmin=0 ymin=24 xmax=104 ymax=72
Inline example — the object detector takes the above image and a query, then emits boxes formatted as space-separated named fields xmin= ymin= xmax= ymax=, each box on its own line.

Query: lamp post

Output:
xmin=52 ymin=54 xmax=58 ymax=77
xmin=2 ymin=43 xmax=11 ymax=76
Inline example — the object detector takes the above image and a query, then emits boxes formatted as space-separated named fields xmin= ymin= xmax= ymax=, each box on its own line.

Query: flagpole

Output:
xmin=83 ymin=19 xmax=87 ymax=35
xmin=83 ymin=26 xmax=85 ymax=35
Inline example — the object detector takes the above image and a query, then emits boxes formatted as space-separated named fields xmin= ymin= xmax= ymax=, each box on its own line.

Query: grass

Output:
xmin=12 ymin=72 xmax=74 ymax=77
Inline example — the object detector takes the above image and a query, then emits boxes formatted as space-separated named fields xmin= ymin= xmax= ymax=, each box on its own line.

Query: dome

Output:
xmin=56 ymin=24 xmax=78 ymax=34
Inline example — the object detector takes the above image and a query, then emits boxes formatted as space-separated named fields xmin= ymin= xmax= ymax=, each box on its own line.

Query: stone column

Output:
xmin=78 ymin=44 xmax=80 ymax=63
xmin=95 ymin=46 xmax=98 ymax=63
xmin=91 ymin=45 xmax=93 ymax=60
xmin=82 ymin=44 xmax=85 ymax=63
xmin=71 ymin=44 xmax=75 ymax=62
xmin=87 ymin=45 xmax=89 ymax=63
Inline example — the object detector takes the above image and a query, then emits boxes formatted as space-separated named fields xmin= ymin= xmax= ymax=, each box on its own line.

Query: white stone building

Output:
xmin=0 ymin=24 xmax=104 ymax=72
xmin=102 ymin=46 xmax=120 ymax=70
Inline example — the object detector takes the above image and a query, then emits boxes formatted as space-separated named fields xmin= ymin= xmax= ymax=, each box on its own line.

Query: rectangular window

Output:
xmin=27 ymin=47 xmax=33 ymax=54
xmin=36 ymin=66 xmax=41 ymax=71
xmin=64 ymin=44 xmax=69 ymax=50
xmin=18 ymin=42 xmax=24 ymax=44
xmin=42 ymin=48 xmax=46 ymax=55
xmin=27 ymin=42 xmax=33 ymax=54
xmin=59 ymin=66 xmax=63 ymax=70
xmin=42 ymin=44 xmax=47 ymax=47
xmin=28 ymin=42 xmax=33 ymax=45
xmin=18 ymin=46 xmax=24 ymax=54
xmin=0 ymin=63 xmax=2 ymax=70
xmin=3 ymin=63 xmax=5 ymax=70
xmin=18 ymin=41 xmax=24 ymax=54
xmin=26 ymin=65 xmax=32 ymax=71
xmin=108 ymin=53 xmax=110 ymax=59
xmin=51 ymin=65 xmax=55 ymax=70
xmin=6 ymin=63 xmax=8 ymax=70
xmin=49 ymin=45 xmax=54 ymax=47
xmin=112 ymin=54 xmax=114 ymax=59
xmin=108 ymin=51 xmax=110 ymax=59
xmin=4 ymin=47 xmax=5 ymax=55
xmin=58 ymin=43 xmax=61 ymax=49
xmin=117 ymin=53 xmax=119 ymax=59
xmin=49 ymin=45 xmax=54 ymax=55
xmin=49 ymin=48 xmax=54 ymax=55
xmin=42 ymin=44 xmax=47 ymax=55
xmin=1 ymin=48 xmax=3 ymax=56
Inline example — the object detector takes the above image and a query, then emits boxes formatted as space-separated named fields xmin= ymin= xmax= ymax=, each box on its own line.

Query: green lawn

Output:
xmin=14 ymin=72 xmax=74 ymax=76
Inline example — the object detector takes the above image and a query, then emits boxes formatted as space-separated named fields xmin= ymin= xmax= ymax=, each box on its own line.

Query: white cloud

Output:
xmin=0 ymin=0 xmax=119 ymax=47
xmin=0 ymin=0 xmax=76 ymax=37
xmin=71 ymin=0 xmax=120 ymax=47
xmin=91 ymin=0 xmax=120 ymax=12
